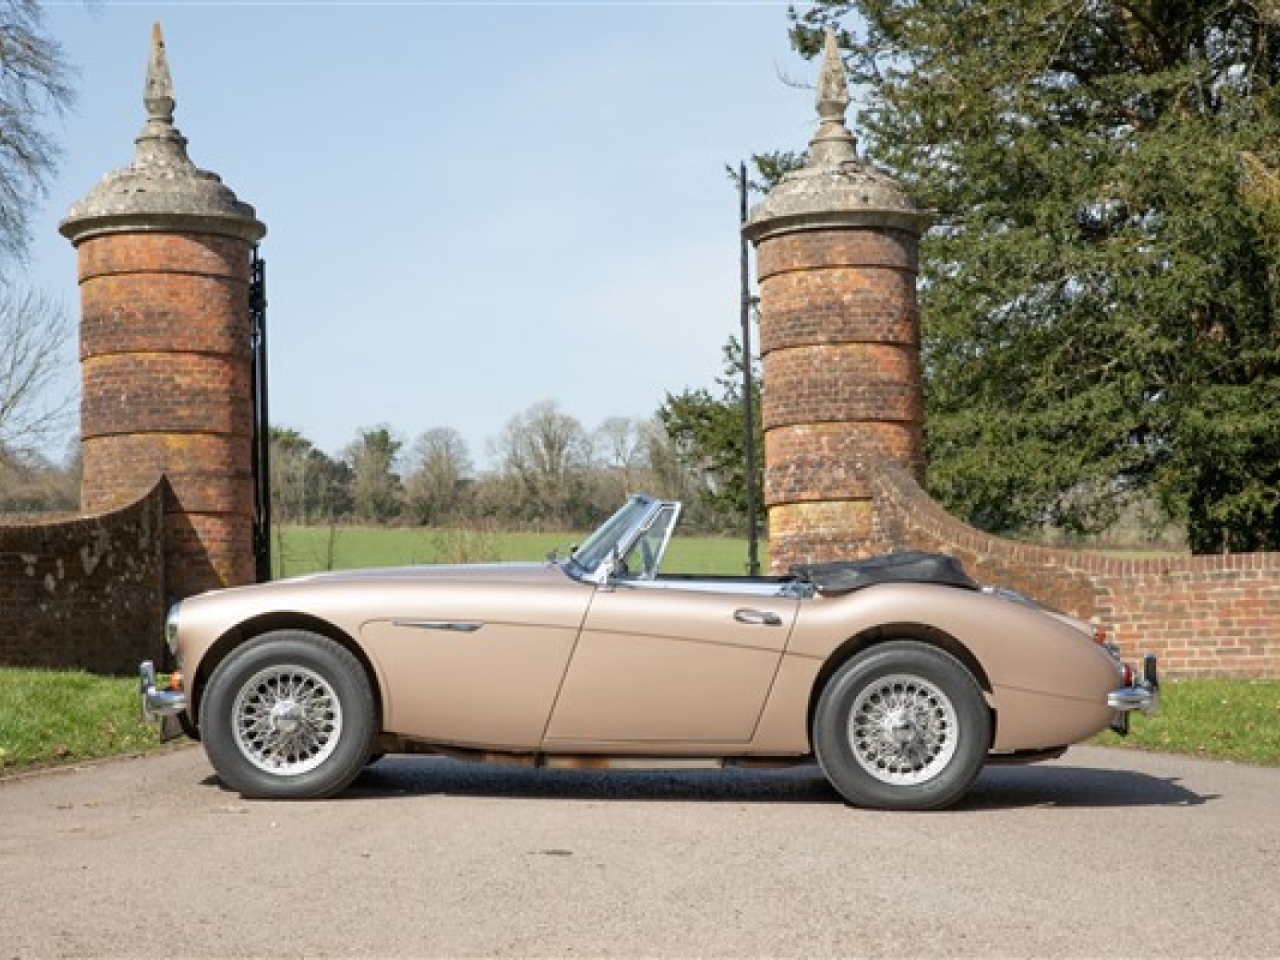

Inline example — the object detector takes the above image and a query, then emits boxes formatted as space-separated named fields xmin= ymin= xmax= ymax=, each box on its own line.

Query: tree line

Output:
xmin=0 ymin=386 xmax=758 ymax=533
xmin=270 ymin=384 xmax=760 ymax=534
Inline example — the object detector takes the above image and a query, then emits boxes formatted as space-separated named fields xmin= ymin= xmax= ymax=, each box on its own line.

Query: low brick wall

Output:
xmin=0 ymin=483 xmax=166 ymax=675
xmin=870 ymin=463 xmax=1280 ymax=678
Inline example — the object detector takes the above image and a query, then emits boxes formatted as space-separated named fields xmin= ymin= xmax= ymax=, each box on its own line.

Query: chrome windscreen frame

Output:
xmin=563 ymin=495 xmax=681 ymax=585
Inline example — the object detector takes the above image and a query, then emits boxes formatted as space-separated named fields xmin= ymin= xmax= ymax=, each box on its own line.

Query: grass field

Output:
xmin=273 ymin=525 xmax=760 ymax=577
xmin=271 ymin=525 xmax=1187 ymax=579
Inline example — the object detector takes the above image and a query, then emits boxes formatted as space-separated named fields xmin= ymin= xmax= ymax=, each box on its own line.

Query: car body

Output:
xmin=143 ymin=495 xmax=1158 ymax=810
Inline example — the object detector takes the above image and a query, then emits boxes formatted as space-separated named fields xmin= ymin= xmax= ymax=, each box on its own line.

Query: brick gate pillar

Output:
xmin=743 ymin=30 xmax=930 ymax=572
xmin=60 ymin=24 xmax=266 ymax=602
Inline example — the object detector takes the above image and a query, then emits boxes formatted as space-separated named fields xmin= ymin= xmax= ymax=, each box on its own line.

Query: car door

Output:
xmin=542 ymin=583 xmax=800 ymax=747
xmin=360 ymin=570 xmax=595 ymax=750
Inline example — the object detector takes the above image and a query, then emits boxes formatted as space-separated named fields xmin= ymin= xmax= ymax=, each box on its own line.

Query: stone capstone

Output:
xmin=743 ymin=160 xmax=931 ymax=243
xmin=60 ymin=148 xmax=264 ymax=243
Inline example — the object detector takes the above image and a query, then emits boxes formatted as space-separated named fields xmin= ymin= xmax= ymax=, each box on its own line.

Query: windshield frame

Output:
xmin=564 ymin=495 xmax=680 ymax=584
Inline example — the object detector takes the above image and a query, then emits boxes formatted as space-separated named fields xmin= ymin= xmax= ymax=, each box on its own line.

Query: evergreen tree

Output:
xmin=657 ymin=339 xmax=763 ymax=532
xmin=793 ymin=1 xmax=1280 ymax=551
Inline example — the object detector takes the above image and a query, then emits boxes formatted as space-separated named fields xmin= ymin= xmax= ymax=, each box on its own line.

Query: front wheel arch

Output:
xmin=188 ymin=613 xmax=382 ymax=737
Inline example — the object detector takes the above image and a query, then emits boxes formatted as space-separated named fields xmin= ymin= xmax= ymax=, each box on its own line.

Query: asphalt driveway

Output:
xmin=1 ymin=744 xmax=1276 ymax=958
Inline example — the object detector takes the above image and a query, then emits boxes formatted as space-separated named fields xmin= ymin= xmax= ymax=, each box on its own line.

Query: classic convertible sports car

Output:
xmin=142 ymin=495 xmax=1158 ymax=810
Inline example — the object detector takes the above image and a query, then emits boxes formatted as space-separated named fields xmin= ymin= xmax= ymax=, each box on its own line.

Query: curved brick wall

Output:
xmin=0 ymin=484 xmax=166 ymax=674
xmin=871 ymin=462 xmax=1280 ymax=678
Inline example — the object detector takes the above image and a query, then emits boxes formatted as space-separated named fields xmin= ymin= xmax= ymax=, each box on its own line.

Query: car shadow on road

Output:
xmin=323 ymin=755 xmax=1215 ymax=810
xmin=344 ymin=758 xmax=839 ymax=805
xmin=960 ymin=763 xmax=1216 ymax=810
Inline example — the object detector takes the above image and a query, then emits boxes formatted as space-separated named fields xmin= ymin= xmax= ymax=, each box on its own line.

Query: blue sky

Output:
xmin=28 ymin=1 xmax=823 ymax=466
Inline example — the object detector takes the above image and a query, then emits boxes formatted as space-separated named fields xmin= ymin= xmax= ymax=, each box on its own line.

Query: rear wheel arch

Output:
xmin=807 ymin=623 xmax=994 ymax=747
xmin=189 ymin=614 xmax=383 ymax=735
xmin=812 ymin=637 xmax=995 ymax=809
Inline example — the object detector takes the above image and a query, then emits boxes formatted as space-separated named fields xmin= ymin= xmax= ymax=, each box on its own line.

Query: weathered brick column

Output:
xmin=743 ymin=31 xmax=930 ymax=571
xmin=60 ymin=24 xmax=265 ymax=601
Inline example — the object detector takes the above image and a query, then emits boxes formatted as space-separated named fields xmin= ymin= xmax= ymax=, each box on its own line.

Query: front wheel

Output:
xmin=814 ymin=642 xmax=990 ymax=811
xmin=200 ymin=631 xmax=375 ymax=799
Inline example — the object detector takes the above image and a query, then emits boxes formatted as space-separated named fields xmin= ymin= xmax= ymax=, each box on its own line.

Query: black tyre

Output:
xmin=813 ymin=641 xmax=990 ymax=811
xmin=200 ymin=631 xmax=375 ymax=799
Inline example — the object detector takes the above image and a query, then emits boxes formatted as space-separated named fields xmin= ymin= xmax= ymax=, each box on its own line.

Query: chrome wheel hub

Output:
xmin=848 ymin=673 xmax=959 ymax=786
xmin=232 ymin=665 xmax=343 ymax=776
xmin=270 ymin=701 xmax=305 ymax=735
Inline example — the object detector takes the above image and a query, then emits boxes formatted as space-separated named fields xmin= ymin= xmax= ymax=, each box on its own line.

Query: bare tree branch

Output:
xmin=0 ymin=0 xmax=74 ymax=260
xmin=0 ymin=285 xmax=73 ymax=459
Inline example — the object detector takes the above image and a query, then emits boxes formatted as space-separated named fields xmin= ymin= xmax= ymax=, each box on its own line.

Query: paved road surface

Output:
xmin=1 ymin=744 xmax=1277 ymax=958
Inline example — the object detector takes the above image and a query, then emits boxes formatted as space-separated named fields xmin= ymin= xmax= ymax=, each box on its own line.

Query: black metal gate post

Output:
xmin=739 ymin=162 xmax=761 ymax=576
xmin=249 ymin=249 xmax=272 ymax=582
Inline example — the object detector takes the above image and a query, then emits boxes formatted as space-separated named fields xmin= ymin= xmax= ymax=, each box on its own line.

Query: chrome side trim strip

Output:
xmin=392 ymin=620 xmax=483 ymax=633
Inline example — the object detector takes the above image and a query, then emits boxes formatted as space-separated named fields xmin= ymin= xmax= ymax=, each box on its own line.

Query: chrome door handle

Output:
xmin=733 ymin=608 xmax=782 ymax=626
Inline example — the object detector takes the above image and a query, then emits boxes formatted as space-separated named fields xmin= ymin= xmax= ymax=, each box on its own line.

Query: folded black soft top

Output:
xmin=791 ymin=551 xmax=979 ymax=596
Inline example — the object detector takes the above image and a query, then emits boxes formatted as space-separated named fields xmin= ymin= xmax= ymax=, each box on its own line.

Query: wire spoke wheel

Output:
xmin=202 ymin=631 xmax=376 ymax=799
xmin=232 ymin=664 xmax=344 ymax=776
xmin=814 ymin=642 xmax=990 ymax=810
xmin=847 ymin=673 xmax=958 ymax=786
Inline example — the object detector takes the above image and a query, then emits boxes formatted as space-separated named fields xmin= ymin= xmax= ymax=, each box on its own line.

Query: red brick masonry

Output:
xmin=871 ymin=462 xmax=1280 ymax=678
xmin=0 ymin=484 xmax=166 ymax=674
xmin=76 ymin=231 xmax=256 ymax=596
xmin=756 ymin=230 xmax=926 ymax=572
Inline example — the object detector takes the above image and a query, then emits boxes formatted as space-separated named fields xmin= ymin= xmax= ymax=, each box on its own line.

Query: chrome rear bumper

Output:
xmin=1107 ymin=653 xmax=1159 ymax=733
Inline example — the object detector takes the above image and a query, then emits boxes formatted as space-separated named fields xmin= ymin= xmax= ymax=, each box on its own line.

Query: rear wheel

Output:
xmin=200 ymin=631 xmax=375 ymax=799
xmin=814 ymin=641 xmax=990 ymax=811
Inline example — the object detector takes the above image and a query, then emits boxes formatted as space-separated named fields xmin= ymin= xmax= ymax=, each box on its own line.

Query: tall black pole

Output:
xmin=249 ymin=249 xmax=272 ymax=583
xmin=739 ymin=162 xmax=761 ymax=576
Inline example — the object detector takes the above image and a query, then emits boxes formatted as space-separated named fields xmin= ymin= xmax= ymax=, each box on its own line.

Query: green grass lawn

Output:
xmin=1092 ymin=677 xmax=1280 ymax=764
xmin=0 ymin=668 xmax=169 ymax=773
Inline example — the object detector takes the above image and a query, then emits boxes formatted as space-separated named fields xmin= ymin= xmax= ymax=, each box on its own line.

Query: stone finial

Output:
xmin=60 ymin=22 xmax=265 ymax=245
xmin=810 ymin=28 xmax=858 ymax=167
xmin=130 ymin=22 xmax=195 ymax=176
xmin=144 ymin=22 xmax=175 ymax=123
xmin=743 ymin=27 xmax=929 ymax=243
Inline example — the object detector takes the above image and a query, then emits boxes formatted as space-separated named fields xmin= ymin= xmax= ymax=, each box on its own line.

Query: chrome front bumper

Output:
xmin=1107 ymin=653 xmax=1160 ymax=733
xmin=140 ymin=660 xmax=188 ymax=742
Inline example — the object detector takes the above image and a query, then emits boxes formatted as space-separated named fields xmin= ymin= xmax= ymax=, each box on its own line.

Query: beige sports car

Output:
xmin=142 ymin=495 xmax=1158 ymax=811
